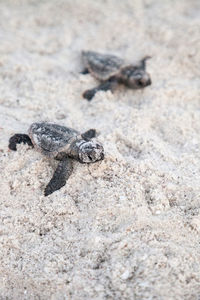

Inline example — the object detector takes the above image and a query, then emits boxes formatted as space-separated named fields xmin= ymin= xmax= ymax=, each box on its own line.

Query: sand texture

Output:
xmin=0 ymin=0 xmax=200 ymax=299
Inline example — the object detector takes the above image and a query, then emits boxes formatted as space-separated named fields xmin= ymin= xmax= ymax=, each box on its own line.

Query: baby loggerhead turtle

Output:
xmin=81 ymin=50 xmax=152 ymax=101
xmin=8 ymin=122 xmax=104 ymax=196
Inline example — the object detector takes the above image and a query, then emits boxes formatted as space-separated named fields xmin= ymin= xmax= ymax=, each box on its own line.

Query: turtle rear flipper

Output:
xmin=82 ymin=51 xmax=124 ymax=81
xmin=44 ymin=157 xmax=73 ymax=196
xmin=9 ymin=134 xmax=33 ymax=151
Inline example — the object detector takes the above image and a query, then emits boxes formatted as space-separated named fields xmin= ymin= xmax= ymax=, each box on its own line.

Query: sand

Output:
xmin=0 ymin=0 xmax=200 ymax=299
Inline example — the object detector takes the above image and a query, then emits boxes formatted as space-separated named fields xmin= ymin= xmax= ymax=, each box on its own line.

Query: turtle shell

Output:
xmin=29 ymin=122 xmax=79 ymax=155
xmin=82 ymin=51 xmax=124 ymax=81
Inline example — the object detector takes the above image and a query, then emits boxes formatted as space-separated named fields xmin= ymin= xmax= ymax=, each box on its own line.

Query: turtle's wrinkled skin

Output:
xmin=82 ymin=50 xmax=152 ymax=101
xmin=9 ymin=122 xmax=104 ymax=196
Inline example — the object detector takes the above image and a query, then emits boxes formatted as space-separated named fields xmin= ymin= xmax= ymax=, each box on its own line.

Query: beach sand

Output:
xmin=0 ymin=0 xmax=200 ymax=299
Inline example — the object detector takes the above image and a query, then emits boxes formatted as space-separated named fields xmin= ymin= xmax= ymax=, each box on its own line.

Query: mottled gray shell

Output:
xmin=29 ymin=122 xmax=79 ymax=155
xmin=82 ymin=50 xmax=124 ymax=80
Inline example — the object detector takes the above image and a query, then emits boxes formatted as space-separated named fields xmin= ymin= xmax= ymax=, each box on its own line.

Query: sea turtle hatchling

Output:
xmin=8 ymin=122 xmax=104 ymax=196
xmin=81 ymin=50 xmax=152 ymax=101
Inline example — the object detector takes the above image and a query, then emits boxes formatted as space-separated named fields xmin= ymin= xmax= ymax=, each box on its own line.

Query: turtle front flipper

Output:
xmin=83 ymin=78 xmax=118 ymax=101
xmin=139 ymin=56 xmax=151 ymax=70
xmin=81 ymin=129 xmax=96 ymax=140
xmin=9 ymin=134 xmax=33 ymax=151
xmin=44 ymin=157 xmax=73 ymax=196
xmin=83 ymin=88 xmax=98 ymax=101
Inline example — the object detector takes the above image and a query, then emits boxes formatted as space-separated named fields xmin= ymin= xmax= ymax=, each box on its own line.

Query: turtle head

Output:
xmin=124 ymin=67 xmax=151 ymax=89
xmin=129 ymin=69 xmax=151 ymax=89
xmin=78 ymin=140 xmax=104 ymax=163
xmin=120 ymin=56 xmax=151 ymax=89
